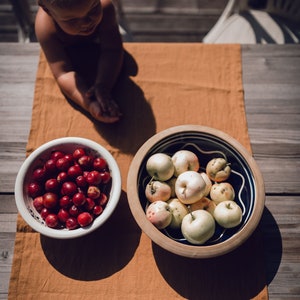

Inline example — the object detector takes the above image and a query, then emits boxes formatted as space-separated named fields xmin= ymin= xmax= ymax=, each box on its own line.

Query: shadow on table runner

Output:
xmin=65 ymin=44 xmax=158 ymax=155
xmin=153 ymin=226 xmax=269 ymax=300
xmin=40 ymin=190 xmax=141 ymax=280
xmin=9 ymin=43 xmax=269 ymax=300
xmin=26 ymin=46 xmax=157 ymax=156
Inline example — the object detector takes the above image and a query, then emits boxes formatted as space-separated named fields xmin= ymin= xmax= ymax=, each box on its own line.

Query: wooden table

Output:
xmin=0 ymin=43 xmax=299 ymax=299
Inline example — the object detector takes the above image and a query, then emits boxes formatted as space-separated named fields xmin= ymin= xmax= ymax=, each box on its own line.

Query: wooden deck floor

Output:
xmin=0 ymin=0 xmax=227 ymax=42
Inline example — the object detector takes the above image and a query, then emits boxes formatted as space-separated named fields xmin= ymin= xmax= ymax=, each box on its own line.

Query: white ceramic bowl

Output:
xmin=15 ymin=137 xmax=121 ymax=239
xmin=127 ymin=125 xmax=265 ymax=258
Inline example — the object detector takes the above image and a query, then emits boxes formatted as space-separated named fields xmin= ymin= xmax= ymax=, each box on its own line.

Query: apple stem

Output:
xmin=148 ymin=176 xmax=155 ymax=185
xmin=187 ymin=205 xmax=195 ymax=220
xmin=148 ymin=176 xmax=156 ymax=194
xmin=226 ymin=203 xmax=232 ymax=209
xmin=190 ymin=211 xmax=195 ymax=220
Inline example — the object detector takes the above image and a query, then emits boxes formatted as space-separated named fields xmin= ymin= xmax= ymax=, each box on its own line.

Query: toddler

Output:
xmin=35 ymin=0 xmax=124 ymax=123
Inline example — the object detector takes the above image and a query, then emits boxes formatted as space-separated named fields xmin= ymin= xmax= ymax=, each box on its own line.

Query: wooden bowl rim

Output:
xmin=127 ymin=125 xmax=265 ymax=258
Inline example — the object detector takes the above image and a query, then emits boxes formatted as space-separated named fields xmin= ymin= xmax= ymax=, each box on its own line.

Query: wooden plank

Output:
xmin=253 ymin=157 xmax=300 ymax=194
xmin=261 ymin=195 xmax=300 ymax=298
xmin=125 ymin=14 xmax=218 ymax=42
xmin=0 ymin=215 xmax=17 ymax=233
xmin=0 ymin=194 xmax=18 ymax=298
xmin=244 ymin=97 xmax=300 ymax=114
xmin=121 ymin=0 xmax=228 ymax=11
xmin=242 ymin=45 xmax=300 ymax=195
xmin=0 ymin=196 xmax=18 ymax=233
xmin=0 ymin=195 xmax=17 ymax=214
xmin=120 ymin=0 xmax=227 ymax=42
xmin=0 ymin=44 xmax=39 ymax=193
xmin=0 ymin=232 xmax=16 ymax=300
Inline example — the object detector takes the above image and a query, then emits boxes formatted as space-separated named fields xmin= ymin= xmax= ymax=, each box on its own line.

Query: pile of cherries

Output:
xmin=27 ymin=147 xmax=112 ymax=230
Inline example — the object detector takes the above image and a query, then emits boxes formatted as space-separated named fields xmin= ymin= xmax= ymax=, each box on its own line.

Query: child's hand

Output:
xmin=86 ymin=84 xmax=122 ymax=123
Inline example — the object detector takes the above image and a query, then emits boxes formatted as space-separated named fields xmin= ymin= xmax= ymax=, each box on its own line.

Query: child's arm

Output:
xmin=35 ymin=6 xmax=120 ymax=123
xmin=95 ymin=1 xmax=124 ymax=90
xmin=88 ymin=0 xmax=124 ymax=119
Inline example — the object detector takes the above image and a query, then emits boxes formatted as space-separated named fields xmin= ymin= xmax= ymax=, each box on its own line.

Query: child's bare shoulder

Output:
xmin=35 ymin=7 xmax=57 ymax=42
xmin=101 ymin=0 xmax=114 ymax=9
xmin=100 ymin=0 xmax=118 ymax=28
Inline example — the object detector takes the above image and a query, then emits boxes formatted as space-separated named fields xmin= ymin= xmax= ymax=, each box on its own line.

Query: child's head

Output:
xmin=38 ymin=0 xmax=103 ymax=36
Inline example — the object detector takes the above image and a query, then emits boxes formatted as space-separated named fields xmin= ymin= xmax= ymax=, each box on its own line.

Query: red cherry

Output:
xmin=32 ymin=167 xmax=46 ymax=182
xmin=76 ymin=175 xmax=87 ymax=188
xmin=64 ymin=154 xmax=74 ymax=163
xmin=87 ymin=186 xmax=101 ymax=199
xmin=57 ymin=171 xmax=68 ymax=183
xmin=93 ymin=157 xmax=108 ymax=171
xmin=86 ymin=170 xmax=102 ymax=185
xmin=72 ymin=192 xmax=86 ymax=206
xmin=58 ymin=208 xmax=70 ymax=223
xmin=43 ymin=192 xmax=58 ymax=209
xmin=44 ymin=159 xmax=57 ymax=174
xmin=40 ymin=207 xmax=50 ymax=220
xmin=98 ymin=193 xmax=108 ymax=206
xmin=77 ymin=212 xmax=93 ymax=227
xmin=99 ymin=171 xmax=111 ymax=184
xmin=33 ymin=196 xmax=44 ymax=212
xmin=45 ymin=214 xmax=59 ymax=228
xmin=27 ymin=182 xmax=43 ymax=198
xmin=66 ymin=217 xmax=79 ymax=230
xmin=73 ymin=148 xmax=86 ymax=160
xmin=61 ymin=181 xmax=77 ymax=196
xmin=69 ymin=205 xmax=81 ymax=217
xmin=59 ymin=195 xmax=72 ymax=209
xmin=45 ymin=178 xmax=60 ymax=192
xmin=56 ymin=157 xmax=71 ymax=171
xmin=93 ymin=205 xmax=103 ymax=216
xmin=67 ymin=165 xmax=82 ymax=178
xmin=84 ymin=197 xmax=95 ymax=211
xmin=78 ymin=155 xmax=93 ymax=170
xmin=50 ymin=151 xmax=65 ymax=161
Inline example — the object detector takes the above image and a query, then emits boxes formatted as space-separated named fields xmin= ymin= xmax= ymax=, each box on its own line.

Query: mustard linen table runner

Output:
xmin=9 ymin=43 xmax=268 ymax=300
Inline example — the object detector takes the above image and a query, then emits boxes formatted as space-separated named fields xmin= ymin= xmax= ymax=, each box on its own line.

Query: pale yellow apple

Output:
xmin=166 ymin=177 xmax=177 ymax=198
xmin=167 ymin=198 xmax=189 ymax=229
xmin=175 ymin=171 xmax=207 ymax=204
xmin=181 ymin=210 xmax=215 ymax=245
xmin=200 ymin=172 xmax=212 ymax=196
xmin=190 ymin=197 xmax=217 ymax=216
xmin=210 ymin=182 xmax=235 ymax=204
xmin=145 ymin=180 xmax=172 ymax=203
xmin=146 ymin=201 xmax=172 ymax=229
xmin=213 ymin=200 xmax=242 ymax=228
xmin=206 ymin=157 xmax=231 ymax=182
xmin=171 ymin=150 xmax=200 ymax=177
xmin=146 ymin=153 xmax=174 ymax=181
